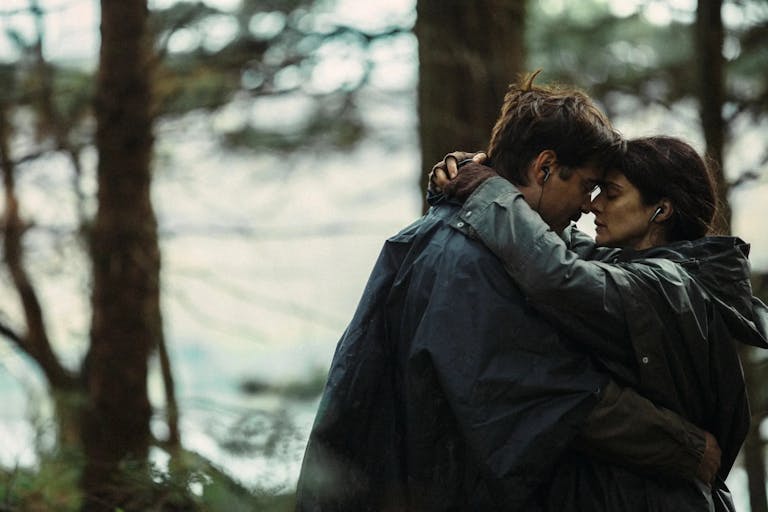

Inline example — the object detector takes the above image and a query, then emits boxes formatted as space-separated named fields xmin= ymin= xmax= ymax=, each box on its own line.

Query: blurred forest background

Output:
xmin=0 ymin=0 xmax=766 ymax=510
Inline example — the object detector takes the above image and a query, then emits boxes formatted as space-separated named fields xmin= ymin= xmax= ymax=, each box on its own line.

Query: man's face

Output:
xmin=538 ymin=164 xmax=602 ymax=233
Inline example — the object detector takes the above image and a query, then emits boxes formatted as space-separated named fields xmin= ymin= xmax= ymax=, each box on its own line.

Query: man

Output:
xmin=296 ymin=73 xmax=718 ymax=511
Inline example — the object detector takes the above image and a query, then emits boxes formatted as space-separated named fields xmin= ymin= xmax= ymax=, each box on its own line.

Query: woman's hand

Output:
xmin=695 ymin=431 xmax=721 ymax=486
xmin=428 ymin=151 xmax=488 ymax=193
xmin=428 ymin=151 xmax=498 ymax=202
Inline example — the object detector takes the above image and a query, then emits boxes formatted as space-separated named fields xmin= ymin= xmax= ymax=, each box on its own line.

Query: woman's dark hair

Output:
xmin=621 ymin=136 xmax=717 ymax=241
xmin=487 ymin=70 xmax=624 ymax=185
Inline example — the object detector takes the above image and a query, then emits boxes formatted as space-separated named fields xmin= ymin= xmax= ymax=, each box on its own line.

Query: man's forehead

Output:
xmin=576 ymin=164 xmax=604 ymax=180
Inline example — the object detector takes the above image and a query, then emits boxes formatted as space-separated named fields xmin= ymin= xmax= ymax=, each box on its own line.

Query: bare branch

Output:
xmin=730 ymin=170 xmax=765 ymax=189
xmin=0 ymin=1 xmax=78 ymax=18
xmin=0 ymin=315 xmax=23 ymax=346
xmin=12 ymin=149 xmax=54 ymax=166
xmin=0 ymin=101 xmax=77 ymax=390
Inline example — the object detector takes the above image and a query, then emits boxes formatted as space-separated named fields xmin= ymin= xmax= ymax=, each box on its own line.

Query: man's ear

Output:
xmin=531 ymin=149 xmax=558 ymax=185
xmin=651 ymin=198 xmax=674 ymax=223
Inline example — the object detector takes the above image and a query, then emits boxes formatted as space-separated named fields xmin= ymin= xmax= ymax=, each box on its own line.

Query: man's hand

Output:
xmin=696 ymin=431 xmax=721 ymax=486
xmin=428 ymin=151 xmax=487 ymax=193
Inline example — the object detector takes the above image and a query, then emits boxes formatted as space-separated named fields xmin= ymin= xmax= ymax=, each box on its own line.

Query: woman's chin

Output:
xmin=595 ymin=233 xmax=621 ymax=248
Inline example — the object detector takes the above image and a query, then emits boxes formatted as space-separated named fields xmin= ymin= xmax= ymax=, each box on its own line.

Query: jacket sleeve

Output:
xmin=582 ymin=380 xmax=705 ymax=481
xmin=415 ymin=221 xmax=704 ymax=490
xmin=453 ymin=176 xmax=650 ymax=370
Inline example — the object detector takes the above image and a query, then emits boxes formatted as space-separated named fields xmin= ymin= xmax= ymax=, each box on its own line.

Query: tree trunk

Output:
xmin=53 ymin=388 xmax=87 ymax=450
xmin=695 ymin=2 xmax=766 ymax=511
xmin=415 ymin=0 xmax=526 ymax=213
xmin=743 ymin=358 xmax=768 ymax=512
xmin=746 ymin=270 xmax=768 ymax=511
xmin=81 ymin=0 xmax=159 ymax=509
xmin=695 ymin=0 xmax=729 ymax=234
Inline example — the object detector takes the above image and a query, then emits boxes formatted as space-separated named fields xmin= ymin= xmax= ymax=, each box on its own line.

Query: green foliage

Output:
xmin=149 ymin=1 xmax=223 ymax=40
xmin=0 ymin=451 xmax=83 ymax=512
xmin=1 ymin=0 xmax=406 ymax=160
xmin=221 ymin=115 xmax=364 ymax=152
xmin=0 ymin=447 xmax=296 ymax=511
xmin=148 ymin=0 xmax=400 ymax=153
xmin=51 ymin=68 xmax=93 ymax=128
xmin=527 ymin=1 xmax=695 ymax=110
xmin=156 ymin=59 xmax=242 ymax=115
xmin=220 ymin=99 xmax=365 ymax=152
xmin=727 ymin=19 xmax=768 ymax=118
xmin=526 ymin=0 xmax=768 ymax=125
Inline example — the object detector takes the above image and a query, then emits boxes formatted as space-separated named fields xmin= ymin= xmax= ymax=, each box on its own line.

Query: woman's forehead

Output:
xmin=604 ymin=169 xmax=630 ymax=186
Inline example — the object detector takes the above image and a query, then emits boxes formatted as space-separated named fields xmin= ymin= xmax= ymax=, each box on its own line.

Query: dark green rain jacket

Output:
xmin=297 ymin=192 xmax=718 ymax=511
xmin=452 ymin=176 xmax=768 ymax=511
xmin=296 ymin=201 xmax=609 ymax=511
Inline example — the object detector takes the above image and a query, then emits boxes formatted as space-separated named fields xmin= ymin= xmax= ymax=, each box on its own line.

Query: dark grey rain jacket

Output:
xmin=453 ymin=176 xmax=768 ymax=511
xmin=297 ymin=196 xmax=716 ymax=511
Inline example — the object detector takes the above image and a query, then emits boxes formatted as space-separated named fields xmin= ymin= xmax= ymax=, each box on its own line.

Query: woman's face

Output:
xmin=591 ymin=170 xmax=659 ymax=249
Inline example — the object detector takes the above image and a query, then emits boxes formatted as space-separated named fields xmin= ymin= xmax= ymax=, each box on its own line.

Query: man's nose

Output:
xmin=590 ymin=197 xmax=602 ymax=214
xmin=580 ymin=195 xmax=592 ymax=214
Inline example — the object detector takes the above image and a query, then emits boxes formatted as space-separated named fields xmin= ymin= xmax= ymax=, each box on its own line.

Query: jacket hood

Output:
xmin=635 ymin=236 xmax=768 ymax=349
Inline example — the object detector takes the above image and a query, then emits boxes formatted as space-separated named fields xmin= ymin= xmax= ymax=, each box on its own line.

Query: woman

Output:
xmin=431 ymin=136 xmax=768 ymax=511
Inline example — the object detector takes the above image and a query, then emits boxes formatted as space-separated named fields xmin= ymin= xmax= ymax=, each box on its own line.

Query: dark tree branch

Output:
xmin=0 ymin=102 xmax=76 ymax=390
xmin=0 ymin=316 xmax=23 ymax=346
xmin=730 ymin=169 xmax=765 ymax=189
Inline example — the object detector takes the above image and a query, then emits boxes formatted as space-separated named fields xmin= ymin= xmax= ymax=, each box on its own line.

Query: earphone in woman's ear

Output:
xmin=649 ymin=206 xmax=663 ymax=223
xmin=542 ymin=166 xmax=551 ymax=183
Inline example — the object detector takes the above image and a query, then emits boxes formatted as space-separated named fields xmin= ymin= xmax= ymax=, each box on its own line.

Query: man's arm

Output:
xmin=584 ymin=381 xmax=719 ymax=484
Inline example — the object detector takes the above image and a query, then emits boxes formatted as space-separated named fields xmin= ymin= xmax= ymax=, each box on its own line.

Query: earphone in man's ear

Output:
xmin=542 ymin=166 xmax=551 ymax=183
xmin=649 ymin=206 xmax=663 ymax=223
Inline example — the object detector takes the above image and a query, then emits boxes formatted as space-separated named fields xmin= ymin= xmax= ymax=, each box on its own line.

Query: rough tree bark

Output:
xmin=695 ymin=0 xmax=729 ymax=234
xmin=415 ymin=0 xmax=526 ymax=213
xmin=81 ymin=0 xmax=160 ymax=509
xmin=695 ymin=2 xmax=766 ymax=511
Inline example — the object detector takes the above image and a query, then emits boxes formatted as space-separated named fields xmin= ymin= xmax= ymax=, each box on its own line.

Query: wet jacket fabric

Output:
xmin=296 ymin=202 xmax=609 ymax=511
xmin=455 ymin=176 xmax=768 ymax=511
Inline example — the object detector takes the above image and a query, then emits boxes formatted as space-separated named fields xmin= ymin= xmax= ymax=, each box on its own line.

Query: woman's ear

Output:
xmin=650 ymin=198 xmax=674 ymax=223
